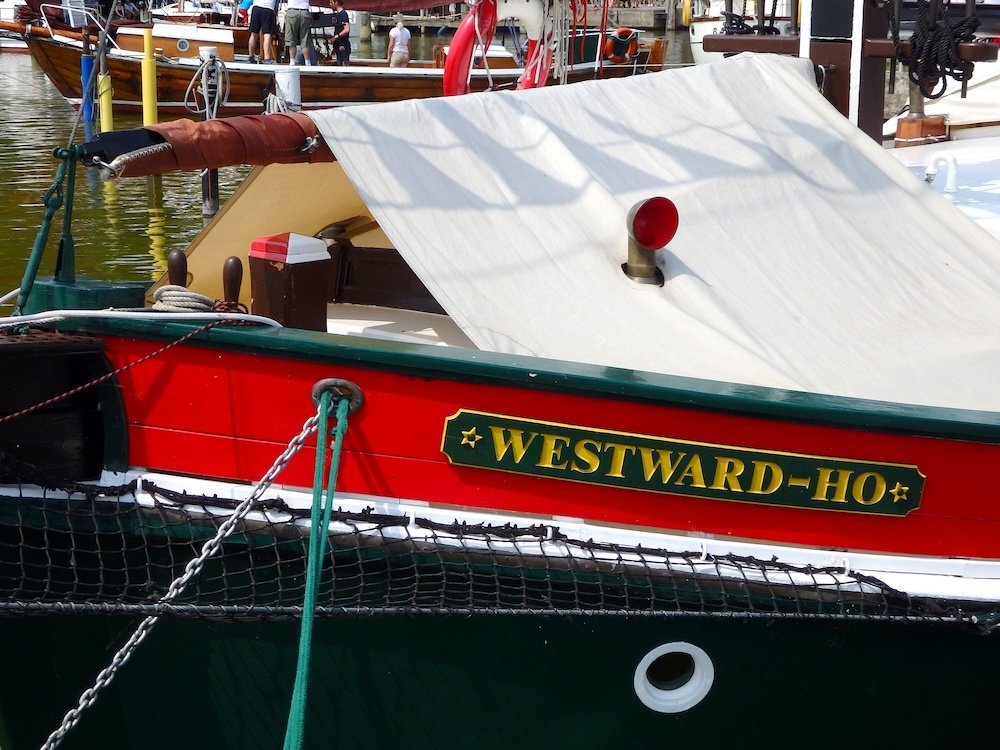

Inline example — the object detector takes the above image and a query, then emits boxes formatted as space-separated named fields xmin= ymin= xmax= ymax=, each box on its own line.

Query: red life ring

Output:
xmin=442 ymin=0 xmax=498 ymax=96
xmin=604 ymin=27 xmax=638 ymax=64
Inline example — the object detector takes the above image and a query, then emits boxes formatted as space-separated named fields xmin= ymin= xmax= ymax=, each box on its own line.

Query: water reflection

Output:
xmin=0 ymin=54 xmax=251 ymax=302
xmin=146 ymin=175 xmax=168 ymax=277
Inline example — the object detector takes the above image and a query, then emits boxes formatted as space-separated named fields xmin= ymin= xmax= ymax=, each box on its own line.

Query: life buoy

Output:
xmin=442 ymin=0 xmax=498 ymax=96
xmin=604 ymin=27 xmax=638 ymax=64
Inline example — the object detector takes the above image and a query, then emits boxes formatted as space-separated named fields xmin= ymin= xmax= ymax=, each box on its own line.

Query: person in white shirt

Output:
xmin=284 ymin=0 xmax=314 ymax=65
xmin=387 ymin=17 xmax=410 ymax=68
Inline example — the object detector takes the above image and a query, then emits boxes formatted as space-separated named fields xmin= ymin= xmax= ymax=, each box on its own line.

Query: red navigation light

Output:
xmin=628 ymin=197 xmax=679 ymax=250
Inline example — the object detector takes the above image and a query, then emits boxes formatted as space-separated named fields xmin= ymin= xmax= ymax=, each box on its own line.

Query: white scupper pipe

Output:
xmin=924 ymin=151 xmax=959 ymax=201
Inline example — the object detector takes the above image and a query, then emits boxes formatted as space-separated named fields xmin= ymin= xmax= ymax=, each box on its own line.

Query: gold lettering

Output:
xmin=638 ymin=448 xmax=688 ymax=484
xmin=536 ymin=433 xmax=572 ymax=470
xmin=852 ymin=472 xmax=886 ymax=505
xmin=676 ymin=454 xmax=707 ymax=488
xmin=709 ymin=456 xmax=745 ymax=491
xmin=571 ymin=439 xmax=603 ymax=474
xmin=812 ymin=467 xmax=852 ymax=502
xmin=748 ymin=461 xmax=783 ymax=494
xmin=489 ymin=427 xmax=539 ymax=464
xmin=603 ymin=442 xmax=637 ymax=479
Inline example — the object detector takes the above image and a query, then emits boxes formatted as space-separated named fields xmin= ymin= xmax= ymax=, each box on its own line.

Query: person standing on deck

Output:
xmin=330 ymin=0 xmax=351 ymax=65
xmin=248 ymin=0 xmax=278 ymax=64
xmin=285 ymin=0 xmax=315 ymax=64
xmin=387 ymin=15 xmax=410 ymax=67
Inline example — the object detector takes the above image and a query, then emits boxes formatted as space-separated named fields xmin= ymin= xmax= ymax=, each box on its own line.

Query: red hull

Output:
xmin=101 ymin=333 xmax=1000 ymax=561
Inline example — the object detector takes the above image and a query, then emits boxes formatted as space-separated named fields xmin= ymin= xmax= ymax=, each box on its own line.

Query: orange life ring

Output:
xmin=604 ymin=27 xmax=638 ymax=64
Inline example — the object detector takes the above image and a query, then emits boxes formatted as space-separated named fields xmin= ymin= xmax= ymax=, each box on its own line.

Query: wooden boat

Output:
xmin=3 ymin=6 xmax=1000 ymax=747
xmin=12 ymin=0 xmax=665 ymax=116
xmin=0 ymin=0 xmax=255 ymax=55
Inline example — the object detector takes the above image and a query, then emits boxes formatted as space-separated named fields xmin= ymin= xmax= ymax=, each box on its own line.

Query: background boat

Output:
xmin=23 ymin=26 xmax=663 ymax=114
xmin=9 ymin=0 xmax=666 ymax=115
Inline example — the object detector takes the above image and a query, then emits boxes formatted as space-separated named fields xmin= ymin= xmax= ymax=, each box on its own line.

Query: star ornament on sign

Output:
xmin=461 ymin=427 xmax=483 ymax=448
xmin=889 ymin=482 xmax=909 ymax=503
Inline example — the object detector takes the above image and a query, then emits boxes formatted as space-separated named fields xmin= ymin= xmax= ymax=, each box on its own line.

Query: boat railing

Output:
xmin=38 ymin=1 xmax=121 ymax=49
xmin=690 ymin=0 xmax=794 ymax=21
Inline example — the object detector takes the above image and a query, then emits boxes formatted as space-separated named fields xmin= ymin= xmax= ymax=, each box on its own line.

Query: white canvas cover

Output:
xmin=309 ymin=53 xmax=1000 ymax=412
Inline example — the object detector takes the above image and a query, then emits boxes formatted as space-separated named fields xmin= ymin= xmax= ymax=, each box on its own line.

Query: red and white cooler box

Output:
xmin=248 ymin=232 xmax=334 ymax=331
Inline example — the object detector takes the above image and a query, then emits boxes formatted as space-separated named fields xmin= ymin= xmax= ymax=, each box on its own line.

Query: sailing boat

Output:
xmin=2 ymin=6 xmax=999 ymax=748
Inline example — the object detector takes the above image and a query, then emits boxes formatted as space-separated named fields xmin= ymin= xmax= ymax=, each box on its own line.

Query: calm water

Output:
xmin=0 ymin=52 xmax=252 ymax=308
xmin=0 ymin=29 xmax=692 ymax=309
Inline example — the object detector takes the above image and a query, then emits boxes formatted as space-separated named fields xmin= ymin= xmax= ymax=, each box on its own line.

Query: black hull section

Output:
xmin=0 ymin=613 xmax=995 ymax=749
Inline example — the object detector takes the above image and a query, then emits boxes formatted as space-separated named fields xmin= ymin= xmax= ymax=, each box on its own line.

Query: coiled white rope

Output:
xmin=265 ymin=90 xmax=290 ymax=114
xmin=151 ymin=284 xmax=215 ymax=312
xmin=184 ymin=55 xmax=231 ymax=118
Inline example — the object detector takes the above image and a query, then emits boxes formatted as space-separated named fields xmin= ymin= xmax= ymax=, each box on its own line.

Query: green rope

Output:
xmin=14 ymin=147 xmax=78 ymax=315
xmin=283 ymin=393 xmax=351 ymax=750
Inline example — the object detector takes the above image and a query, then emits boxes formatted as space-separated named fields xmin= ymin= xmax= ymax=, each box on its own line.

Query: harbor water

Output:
xmin=0 ymin=28 xmax=692 ymax=308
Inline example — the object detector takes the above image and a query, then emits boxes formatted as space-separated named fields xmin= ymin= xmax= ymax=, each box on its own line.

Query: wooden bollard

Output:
xmin=167 ymin=249 xmax=188 ymax=287
xmin=223 ymin=256 xmax=243 ymax=304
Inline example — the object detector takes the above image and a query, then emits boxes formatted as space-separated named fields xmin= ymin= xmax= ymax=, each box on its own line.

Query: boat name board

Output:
xmin=441 ymin=410 xmax=924 ymax=516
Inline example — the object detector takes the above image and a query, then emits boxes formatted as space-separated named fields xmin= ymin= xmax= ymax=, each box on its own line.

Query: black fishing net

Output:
xmin=1 ymin=472 xmax=996 ymax=630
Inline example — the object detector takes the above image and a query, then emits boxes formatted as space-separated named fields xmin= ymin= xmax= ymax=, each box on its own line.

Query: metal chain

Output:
xmin=39 ymin=407 xmax=325 ymax=750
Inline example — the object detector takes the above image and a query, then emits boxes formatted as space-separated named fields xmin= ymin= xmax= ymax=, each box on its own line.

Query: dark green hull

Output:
xmin=1 ymin=613 xmax=995 ymax=749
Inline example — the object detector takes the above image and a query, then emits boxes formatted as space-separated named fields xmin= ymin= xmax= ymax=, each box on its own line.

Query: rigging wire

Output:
xmin=472 ymin=0 xmax=496 ymax=91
